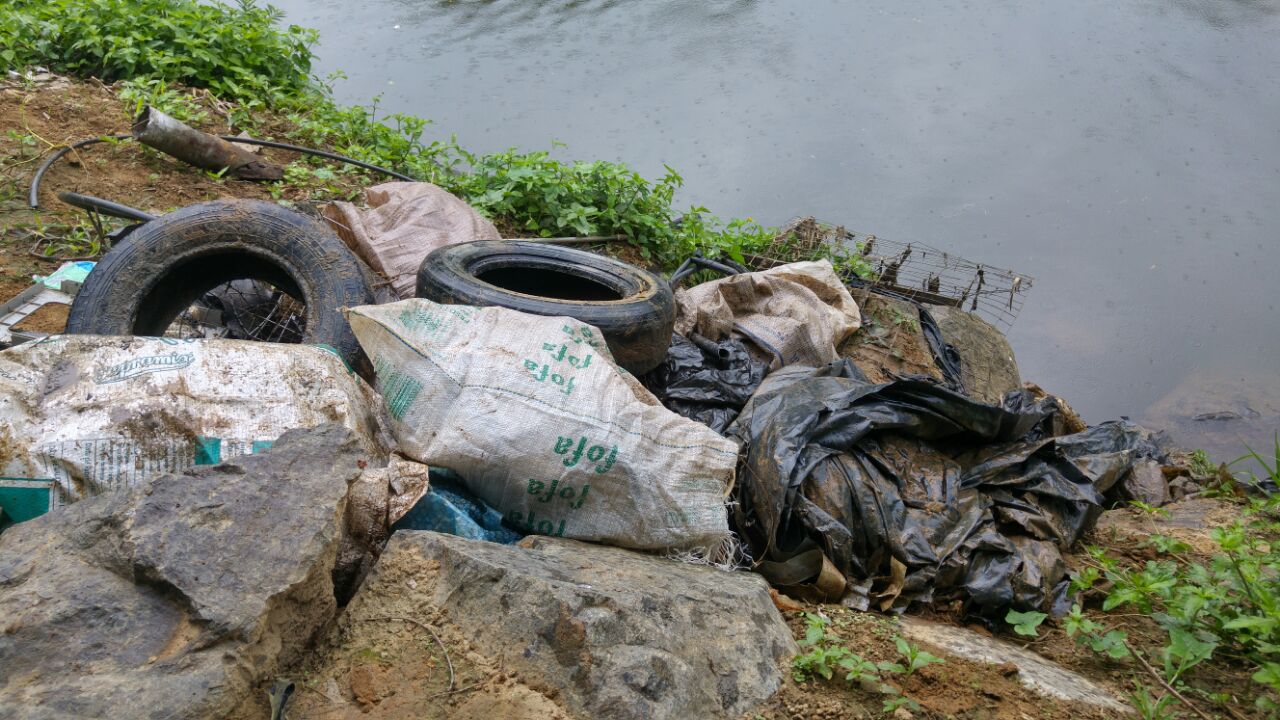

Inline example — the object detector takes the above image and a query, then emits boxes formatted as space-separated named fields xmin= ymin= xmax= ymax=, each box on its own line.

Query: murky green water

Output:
xmin=274 ymin=0 xmax=1280 ymax=462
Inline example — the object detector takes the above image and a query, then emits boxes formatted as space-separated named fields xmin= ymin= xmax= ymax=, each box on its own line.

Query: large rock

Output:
xmin=0 ymin=424 xmax=372 ymax=720
xmin=928 ymin=305 xmax=1021 ymax=404
xmin=342 ymin=531 xmax=796 ymax=720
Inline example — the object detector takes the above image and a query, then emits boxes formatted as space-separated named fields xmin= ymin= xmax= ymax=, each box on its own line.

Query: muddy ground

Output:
xmin=1 ymin=76 xmax=1267 ymax=720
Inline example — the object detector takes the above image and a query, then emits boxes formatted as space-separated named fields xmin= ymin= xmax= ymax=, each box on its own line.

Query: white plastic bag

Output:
xmin=0 ymin=336 xmax=390 ymax=514
xmin=346 ymin=299 xmax=739 ymax=553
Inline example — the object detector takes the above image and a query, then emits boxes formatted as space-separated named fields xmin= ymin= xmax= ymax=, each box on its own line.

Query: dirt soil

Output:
xmin=750 ymin=608 xmax=1121 ymax=720
xmin=840 ymin=292 xmax=944 ymax=383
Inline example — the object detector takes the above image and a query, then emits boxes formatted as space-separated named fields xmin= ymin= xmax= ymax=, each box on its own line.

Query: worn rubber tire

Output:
xmin=66 ymin=199 xmax=374 ymax=367
xmin=416 ymin=240 xmax=675 ymax=374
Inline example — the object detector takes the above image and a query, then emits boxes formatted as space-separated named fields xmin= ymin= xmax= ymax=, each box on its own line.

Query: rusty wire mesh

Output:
xmin=165 ymin=279 xmax=306 ymax=342
xmin=744 ymin=217 xmax=1034 ymax=329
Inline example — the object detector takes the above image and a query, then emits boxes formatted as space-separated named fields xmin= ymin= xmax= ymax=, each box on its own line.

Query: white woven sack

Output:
xmin=0 ymin=336 xmax=390 ymax=511
xmin=346 ymin=299 xmax=739 ymax=553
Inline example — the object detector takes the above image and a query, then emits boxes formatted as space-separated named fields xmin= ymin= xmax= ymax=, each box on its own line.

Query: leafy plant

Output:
xmin=1068 ymin=478 xmax=1280 ymax=714
xmin=1130 ymin=681 xmax=1179 ymax=720
xmin=1189 ymin=449 xmax=1216 ymax=478
xmin=890 ymin=636 xmax=944 ymax=676
xmin=0 ymin=0 xmax=316 ymax=103
xmin=1129 ymin=500 xmax=1171 ymax=518
xmin=1005 ymin=609 xmax=1048 ymax=637
xmin=118 ymin=78 xmax=208 ymax=124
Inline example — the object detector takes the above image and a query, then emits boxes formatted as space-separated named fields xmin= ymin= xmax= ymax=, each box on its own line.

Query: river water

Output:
xmin=273 ymin=0 xmax=1280 ymax=464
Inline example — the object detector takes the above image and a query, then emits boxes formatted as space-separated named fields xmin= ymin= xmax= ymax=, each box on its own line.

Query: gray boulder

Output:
xmin=350 ymin=531 xmax=796 ymax=720
xmin=928 ymin=305 xmax=1021 ymax=404
xmin=0 ymin=424 xmax=372 ymax=720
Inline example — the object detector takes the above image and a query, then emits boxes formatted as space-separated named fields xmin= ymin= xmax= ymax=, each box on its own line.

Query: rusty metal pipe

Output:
xmin=131 ymin=106 xmax=284 ymax=180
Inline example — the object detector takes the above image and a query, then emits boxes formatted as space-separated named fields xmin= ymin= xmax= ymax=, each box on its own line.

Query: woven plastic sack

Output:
xmin=0 ymin=336 xmax=390 ymax=514
xmin=346 ymin=299 xmax=739 ymax=553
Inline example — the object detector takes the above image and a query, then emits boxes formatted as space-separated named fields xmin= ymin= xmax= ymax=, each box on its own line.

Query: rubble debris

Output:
xmin=640 ymin=332 xmax=768 ymax=433
xmin=339 ymin=456 xmax=433 ymax=598
xmin=0 ymin=271 xmax=81 ymax=348
xmin=0 ymin=425 xmax=372 ymax=720
xmin=346 ymin=299 xmax=737 ymax=553
xmin=416 ymin=240 xmax=676 ymax=373
xmin=673 ymin=259 xmax=861 ymax=370
xmin=318 ymin=530 xmax=797 ymax=720
xmin=322 ymin=181 xmax=501 ymax=299
xmin=728 ymin=361 xmax=1169 ymax=616
xmin=0 ymin=336 xmax=389 ymax=512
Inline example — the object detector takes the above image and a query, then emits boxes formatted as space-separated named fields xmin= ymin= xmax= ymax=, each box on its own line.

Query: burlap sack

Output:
xmin=322 ymin=182 xmax=500 ymax=298
xmin=674 ymin=260 xmax=862 ymax=369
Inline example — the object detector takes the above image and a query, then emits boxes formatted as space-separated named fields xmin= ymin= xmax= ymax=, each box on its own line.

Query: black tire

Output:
xmin=416 ymin=241 xmax=675 ymax=374
xmin=66 ymin=199 xmax=374 ymax=367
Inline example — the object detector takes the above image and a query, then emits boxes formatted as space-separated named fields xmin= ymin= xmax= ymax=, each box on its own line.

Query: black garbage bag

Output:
xmin=727 ymin=360 xmax=1167 ymax=616
xmin=642 ymin=333 xmax=768 ymax=433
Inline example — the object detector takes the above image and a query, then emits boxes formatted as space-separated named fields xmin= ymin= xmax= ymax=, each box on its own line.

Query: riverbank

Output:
xmin=3 ymin=0 xmax=1279 ymax=715
xmin=3 ymin=70 xmax=1278 ymax=720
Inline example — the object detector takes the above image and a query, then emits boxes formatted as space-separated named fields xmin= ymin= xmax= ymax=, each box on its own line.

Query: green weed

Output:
xmin=791 ymin=612 xmax=940 ymax=712
xmin=1066 ymin=477 xmax=1280 ymax=715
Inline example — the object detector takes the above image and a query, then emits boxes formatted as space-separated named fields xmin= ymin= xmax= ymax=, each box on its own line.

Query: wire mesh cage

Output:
xmin=744 ymin=217 xmax=1034 ymax=329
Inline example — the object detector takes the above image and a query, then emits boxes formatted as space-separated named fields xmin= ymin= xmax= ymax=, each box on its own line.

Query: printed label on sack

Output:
xmin=519 ymin=324 xmax=604 ymax=397
xmin=93 ymin=351 xmax=195 ymax=384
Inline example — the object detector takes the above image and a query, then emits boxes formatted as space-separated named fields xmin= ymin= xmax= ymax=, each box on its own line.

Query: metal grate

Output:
xmin=745 ymin=217 xmax=1034 ymax=329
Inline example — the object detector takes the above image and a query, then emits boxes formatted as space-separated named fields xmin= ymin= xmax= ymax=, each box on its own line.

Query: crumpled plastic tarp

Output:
xmin=322 ymin=182 xmax=501 ymax=298
xmin=727 ymin=360 xmax=1169 ymax=616
xmin=641 ymin=333 xmax=769 ymax=434
xmin=673 ymin=260 xmax=862 ymax=370
xmin=393 ymin=469 xmax=525 ymax=544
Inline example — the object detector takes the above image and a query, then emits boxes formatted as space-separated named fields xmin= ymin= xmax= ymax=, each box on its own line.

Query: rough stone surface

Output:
xmin=899 ymin=617 xmax=1129 ymax=713
xmin=928 ymin=305 xmax=1021 ymax=404
xmin=0 ymin=424 xmax=371 ymax=720
xmin=358 ymin=531 xmax=797 ymax=720
xmin=1117 ymin=458 xmax=1170 ymax=506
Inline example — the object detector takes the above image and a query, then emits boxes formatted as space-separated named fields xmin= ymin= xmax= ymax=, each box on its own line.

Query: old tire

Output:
xmin=416 ymin=241 xmax=675 ymax=374
xmin=66 ymin=199 xmax=373 ymax=366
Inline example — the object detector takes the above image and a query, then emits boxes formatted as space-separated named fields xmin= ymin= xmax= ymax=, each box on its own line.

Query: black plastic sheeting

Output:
xmin=641 ymin=333 xmax=769 ymax=433
xmin=727 ymin=360 xmax=1169 ymax=616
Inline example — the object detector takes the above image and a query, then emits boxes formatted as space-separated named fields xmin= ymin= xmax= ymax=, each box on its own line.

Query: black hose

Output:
xmin=57 ymin=191 xmax=156 ymax=223
xmin=29 ymin=134 xmax=416 ymax=210
xmin=28 ymin=135 xmax=130 ymax=209
xmin=221 ymin=136 xmax=415 ymax=183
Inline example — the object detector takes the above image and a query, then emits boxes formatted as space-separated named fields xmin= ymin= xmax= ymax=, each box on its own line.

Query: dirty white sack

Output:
xmin=674 ymin=259 xmax=861 ymax=369
xmin=321 ymin=181 xmax=500 ymax=298
xmin=346 ymin=299 xmax=740 ymax=553
xmin=0 ymin=336 xmax=391 ymax=511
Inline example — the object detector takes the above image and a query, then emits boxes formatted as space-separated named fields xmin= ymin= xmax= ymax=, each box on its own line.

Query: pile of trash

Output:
xmin=2 ymin=153 xmax=1189 ymax=622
